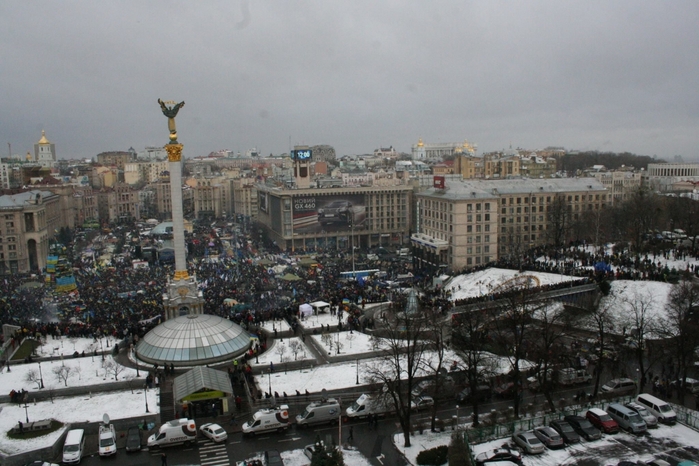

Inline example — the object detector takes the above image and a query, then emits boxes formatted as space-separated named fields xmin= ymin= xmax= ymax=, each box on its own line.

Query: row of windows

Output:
xmin=499 ymin=194 xmax=607 ymax=205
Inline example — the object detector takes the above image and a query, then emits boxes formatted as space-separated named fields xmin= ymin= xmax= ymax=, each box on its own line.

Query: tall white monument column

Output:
xmin=165 ymin=143 xmax=188 ymax=280
xmin=158 ymin=99 xmax=204 ymax=321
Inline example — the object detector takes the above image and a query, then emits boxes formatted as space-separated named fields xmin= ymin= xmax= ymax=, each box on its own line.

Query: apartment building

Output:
xmin=412 ymin=178 xmax=607 ymax=273
xmin=0 ymin=190 xmax=62 ymax=274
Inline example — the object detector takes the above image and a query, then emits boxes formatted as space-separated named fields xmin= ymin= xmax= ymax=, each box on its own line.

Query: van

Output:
xmin=600 ymin=378 xmax=636 ymax=396
xmin=242 ymin=405 xmax=291 ymax=435
xmin=346 ymin=394 xmax=394 ymax=419
xmin=62 ymin=429 xmax=85 ymax=464
xmin=296 ymin=398 xmax=341 ymax=427
xmin=147 ymin=418 xmax=197 ymax=448
xmin=606 ymin=403 xmax=647 ymax=434
xmin=636 ymin=393 xmax=677 ymax=425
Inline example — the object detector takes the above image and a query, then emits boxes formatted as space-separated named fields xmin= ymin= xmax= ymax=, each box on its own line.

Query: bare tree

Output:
xmin=275 ymin=341 xmax=287 ymax=363
xmin=451 ymin=308 xmax=499 ymax=427
xmin=365 ymin=294 xmax=429 ymax=447
xmin=527 ymin=302 xmax=568 ymax=411
xmin=658 ymin=279 xmax=699 ymax=400
xmin=24 ymin=369 xmax=43 ymax=389
xmin=490 ymin=277 xmax=546 ymax=418
xmin=422 ymin=307 xmax=451 ymax=432
xmin=616 ymin=286 xmax=659 ymax=389
xmin=289 ymin=340 xmax=301 ymax=361
xmin=104 ymin=357 xmax=127 ymax=381
xmin=53 ymin=365 xmax=73 ymax=387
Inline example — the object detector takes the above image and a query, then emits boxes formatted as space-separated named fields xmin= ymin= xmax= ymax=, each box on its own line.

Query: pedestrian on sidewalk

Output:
xmin=347 ymin=426 xmax=353 ymax=442
xmin=161 ymin=453 xmax=167 ymax=466
xmin=229 ymin=414 xmax=237 ymax=426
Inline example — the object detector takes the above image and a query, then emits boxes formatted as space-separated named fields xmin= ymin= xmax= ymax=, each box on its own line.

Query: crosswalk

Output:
xmin=198 ymin=439 xmax=231 ymax=466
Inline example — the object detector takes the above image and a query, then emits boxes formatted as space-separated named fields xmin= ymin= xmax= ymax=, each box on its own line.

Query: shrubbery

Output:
xmin=416 ymin=445 xmax=448 ymax=465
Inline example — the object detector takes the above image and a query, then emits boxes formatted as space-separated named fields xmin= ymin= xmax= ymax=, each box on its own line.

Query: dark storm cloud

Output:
xmin=1 ymin=1 xmax=697 ymax=160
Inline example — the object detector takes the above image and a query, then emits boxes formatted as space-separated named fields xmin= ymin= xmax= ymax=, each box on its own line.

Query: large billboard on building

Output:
xmin=293 ymin=194 xmax=366 ymax=233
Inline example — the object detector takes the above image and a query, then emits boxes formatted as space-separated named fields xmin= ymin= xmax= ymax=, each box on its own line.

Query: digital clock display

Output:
xmin=294 ymin=149 xmax=312 ymax=160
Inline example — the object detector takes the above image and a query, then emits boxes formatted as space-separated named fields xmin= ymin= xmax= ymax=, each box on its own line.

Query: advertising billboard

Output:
xmin=434 ymin=176 xmax=445 ymax=189
xmin=293 ymin=194 xmax=366 ymax=233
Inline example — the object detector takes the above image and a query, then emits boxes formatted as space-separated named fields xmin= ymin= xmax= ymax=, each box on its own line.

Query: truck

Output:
xmin=242 ymin=405 xmax=291 ymax=435
xmin=346 ymin=394 xmax=394 ymax=420
xmin=147 ymin=418 xmax=197 ymax=448
xmin=558 ymin=368 xmax=592 ymax=386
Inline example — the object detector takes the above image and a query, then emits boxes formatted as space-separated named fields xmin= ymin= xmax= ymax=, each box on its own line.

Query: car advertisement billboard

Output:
xmin=293 ymin=194 xmax=366 ymax=233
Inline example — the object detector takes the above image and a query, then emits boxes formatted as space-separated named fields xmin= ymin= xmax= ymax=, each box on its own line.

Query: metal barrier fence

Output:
xmin=463 ymin=395 xmax=635 ymax=445
xmin=672 ymin=402 xmax=699 ymax=430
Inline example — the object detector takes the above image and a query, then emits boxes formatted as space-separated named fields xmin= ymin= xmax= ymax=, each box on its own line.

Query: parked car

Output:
xmin=410 ymin=395 xmax=435 ymax=410
xmin=549 ymin=419 xmax=580 ymax=444
xmin=264 ymin=449 xmax=284 ymax=466
xmin=533 ymin=426 xmax=564 ymax=449
xmin=98 ymin=423 xmax=117 ymax=456
xmin=125 ymin=426 xmax=142 ymax=452
xmin=511 ymin=431 xmax=546 ymax=454
xmin=474 ymin=447 xmax=523 ymax=465
xmin=586 ymin=408 xmax=619 ymax=434
xmin=200 ymin=423 xmax=228 ymax=443
xmin=24 ymin=462 xmax=59 ymax=466
xmin=625 ymin=402 xmax=659 ymax=428
xmin=411 ymin=376 xmax=455 ymax=397
xmin=601 ymin=378 xmax=637 ymax=396
xmin=564 ymin=415 xmax=602 ymax=441
xmin=646 ymin=460 xmax=671 ymax=466
xmin=493 ymin=382 xmax=516 ymax=398
xmin=456 ymin=385 xmax=492 ymax=403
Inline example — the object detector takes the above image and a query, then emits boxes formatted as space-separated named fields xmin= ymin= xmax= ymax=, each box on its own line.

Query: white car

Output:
xmin=98 ymin=424 xmax=117 ymax=456
xmin=410 ymin=395 xmax=435 ymax=410
xmin=199 ymin=423 xmax=228 ymax=443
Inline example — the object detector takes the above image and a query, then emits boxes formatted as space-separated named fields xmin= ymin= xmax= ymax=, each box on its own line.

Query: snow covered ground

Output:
xmin=252 ymin=348 xmax=532 ymax=395
xmin=2 ymin=352 xmax=142 ymax=394
xmin=280 ymin=445 xmax=371 ymax=466
xmin=311 ymin=331 xmax=382 ymax=356
xmin=0 ymin=389 xmax=159 ymax=456
xmin=394 ymin=421 xmax=699 ymax=466
xmin=446 ymin=268 xmax=585 ymax=301
xmin=299 ymin=309 xmax=347 ymax=330
xmin=470 ymin=423 xmax=699 ymax=466
xmin=250 ymin=337 xmax=314 ymax=366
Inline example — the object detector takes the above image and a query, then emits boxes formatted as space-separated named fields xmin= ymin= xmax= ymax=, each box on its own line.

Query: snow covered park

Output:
xmin=445 ymin=268 xmax=585 ymax=301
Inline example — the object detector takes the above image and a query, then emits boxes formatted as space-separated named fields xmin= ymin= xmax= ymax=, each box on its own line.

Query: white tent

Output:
xmin=309 ymin=301 xmax=331 ymax=314
xmin=299 ymin=303 xmax=313 ymax=317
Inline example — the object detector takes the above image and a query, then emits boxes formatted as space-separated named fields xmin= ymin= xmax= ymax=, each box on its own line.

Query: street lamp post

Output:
xmin=268 ymin=370 xmax=271 ymax=396
xmin=356 ymin=359 xmax=359 ymax=385
xmin=145 ymin=384 xmax=150 ymax=413
xmin=38 ymin=361 xmax=44 ymax=389
xmin=23 ymin=402 xmax=29 ymax=423
xmin=455 ymin=404 xmax=459 ymax=431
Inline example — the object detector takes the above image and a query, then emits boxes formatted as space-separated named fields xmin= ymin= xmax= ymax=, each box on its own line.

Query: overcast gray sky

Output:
xmin=2 ymin=1 xmax=698 ymax=160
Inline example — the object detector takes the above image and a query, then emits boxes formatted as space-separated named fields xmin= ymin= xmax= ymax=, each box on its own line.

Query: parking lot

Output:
xmin=472 ymin=423 xmax=699 ymax=466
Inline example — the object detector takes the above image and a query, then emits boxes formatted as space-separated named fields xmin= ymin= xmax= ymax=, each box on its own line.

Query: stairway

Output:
xmin=159 ymin=378 xmax=175 ymax=422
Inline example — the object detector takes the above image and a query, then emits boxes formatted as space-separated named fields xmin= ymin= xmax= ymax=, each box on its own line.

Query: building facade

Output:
xmin=592 ymin=171 xmax=642 ymax=204
xmin=646 ymin=163 xmax=699 ymax=192
xmin=256 ymin=184 xmax=412 ymax=251
xmin=0 ymin=190 xmax=62 ymax=274
xmin=412 ymin=178 xmax=608 ymax=274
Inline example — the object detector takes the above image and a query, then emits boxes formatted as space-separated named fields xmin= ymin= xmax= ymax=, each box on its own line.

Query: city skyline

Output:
xmin=2 ymin=1 xmax=698 ymax=161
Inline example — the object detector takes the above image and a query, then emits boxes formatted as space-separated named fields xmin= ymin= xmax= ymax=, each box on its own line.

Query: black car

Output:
xmin=564 ymin=415 xmax=602 ymax=441
xmin=456 ymin=385 xmax=492 ymax=403
xmin=265 ymin=450 xmax=284 ymax=466
xmin=549 ymin=419 xmax=581 ymax=444
xmin=125 ymin=426 xmax=142 ymax=452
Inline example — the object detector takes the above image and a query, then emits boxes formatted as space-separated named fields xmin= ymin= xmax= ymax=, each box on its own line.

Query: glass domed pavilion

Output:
xmin=136 ymin=314 xmax=250 ymax=367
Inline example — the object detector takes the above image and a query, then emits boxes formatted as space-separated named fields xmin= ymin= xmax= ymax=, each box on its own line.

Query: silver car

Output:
xmin=512 ymin=431 xmax=546 ymax=454
xmin=625 ymin=402 xmax=658 ymax=428
xmin=533 ymin=426 xmax=564 ymax=449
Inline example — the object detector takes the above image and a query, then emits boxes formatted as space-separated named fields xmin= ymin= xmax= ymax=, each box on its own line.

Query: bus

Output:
xmin=340 ymin=269 xmax=380 ymax=280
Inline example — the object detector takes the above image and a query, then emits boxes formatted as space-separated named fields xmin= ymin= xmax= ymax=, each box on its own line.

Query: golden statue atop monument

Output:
xmin=157 ymin=99 xmax=185 ymax=143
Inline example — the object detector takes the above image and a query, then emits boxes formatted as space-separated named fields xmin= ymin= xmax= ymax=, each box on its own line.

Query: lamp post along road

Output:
xmin=145 ymin=384 xmax=150 ymax=413
xmin=38 ymin=361 xmax=44 ymax=389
